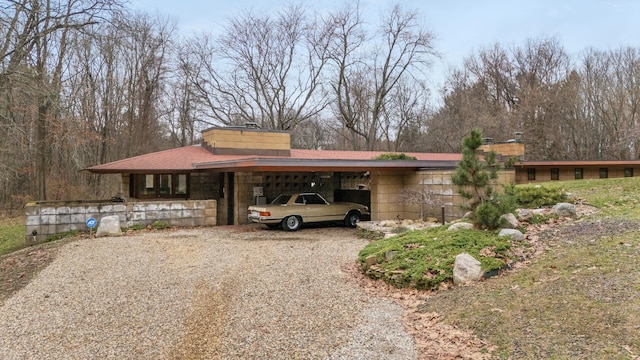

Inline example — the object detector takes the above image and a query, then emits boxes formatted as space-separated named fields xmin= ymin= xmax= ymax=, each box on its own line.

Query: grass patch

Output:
xmin=412 ymin=176 xmax=640 ymax=358
xmin=358 ymin=225 xmax=513 ymax=289
xmin=0 ymin=217 xmax=25 ymax=256
xmin=420 ymin=221 xmax=640 ymax=358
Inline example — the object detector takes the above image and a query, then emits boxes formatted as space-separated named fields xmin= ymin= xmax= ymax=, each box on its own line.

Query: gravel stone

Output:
xmin=0 ymin=227 xmax=416 ymax=359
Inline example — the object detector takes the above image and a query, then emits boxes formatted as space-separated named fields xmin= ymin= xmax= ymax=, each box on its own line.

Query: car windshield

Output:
xmin=270 ymin=194 xmax=292 ymax=205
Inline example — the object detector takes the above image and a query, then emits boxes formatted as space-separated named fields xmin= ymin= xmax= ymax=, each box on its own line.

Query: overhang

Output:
xmin=84 ymin=145 xmax=463 ymax=174
xmin=516 ymin=160 xmax=640 ymax=167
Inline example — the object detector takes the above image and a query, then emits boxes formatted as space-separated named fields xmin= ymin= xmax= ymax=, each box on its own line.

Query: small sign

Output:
xmin=253 ymin=186 xmax=264 ymax=197
xmin=86 ymin=218 xmax=97 ymax=228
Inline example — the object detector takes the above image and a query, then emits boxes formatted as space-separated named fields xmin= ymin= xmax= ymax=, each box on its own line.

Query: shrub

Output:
xmin=511 ymin=185 xmax=567 ymax=208
xmin=373 ymin=153 xmax=417 ymax=160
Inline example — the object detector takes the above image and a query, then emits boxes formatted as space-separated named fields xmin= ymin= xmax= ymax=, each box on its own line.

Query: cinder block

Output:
xmin=194 ymin=217 xmax=205 ymax=226
xmin=56 ymin=224 xmax=72 ymax=234
xmin=70 ymin=207 xmax=86 ymax=214
xmin=158 ymin=203 xmax=171 ymax=211
xmin=100 ymin=204 xmax=115 ymax=213
xmin=57 ymin=214 xmax=71 ymax=225
xmin=205 ymin=217 xmax=217 ymax=226
xmin=24 ymin=205 xmax=40 ymax=216
xmin=113 ymin=204 xmax=127 ymax=212
xmin=133 ymin=203 xmax=146 ymax=212
xmin=41 ymin=215 xmax=56 ymax=225
xmin=25 ymin=216 xmax=40 ymax=226
xmin=193 ymin=209 xmax=205 ymax=218
xmin=71 ymin=214 xmax=88 ymax=223
xmin=170 ymin=210 xmax=183 ymax=219
xmin=56 ymin=207 xmax=70 ymax=215
xmin=86 ymin=206 xmax=99 ymax=214
xmin=171 ymin=202 xmax=185 ymax=210
xmin=132 ymin=212 xmax=146 ymax=221
xmin=41 ymin=207 xmax=56 ymax=215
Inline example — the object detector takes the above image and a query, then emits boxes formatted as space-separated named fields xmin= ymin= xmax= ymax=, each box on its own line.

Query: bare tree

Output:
xmin=329 ymin=3 xmax=438 ymax=150
xmin=398 ymin=187 xmax=436 ymax=220
xmin=186 ymin=4 xmax=332 ymax=130
xmin=0 ymin=0 xmax=119 ymax=201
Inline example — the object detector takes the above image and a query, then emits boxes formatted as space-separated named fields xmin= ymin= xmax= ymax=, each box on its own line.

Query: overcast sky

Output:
xmin=129 ymin=0 xmax=640 ymax=89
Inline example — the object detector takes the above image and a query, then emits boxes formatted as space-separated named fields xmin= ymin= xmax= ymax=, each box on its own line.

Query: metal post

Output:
xmin=441 ymin=205 xmax=445 ymax=225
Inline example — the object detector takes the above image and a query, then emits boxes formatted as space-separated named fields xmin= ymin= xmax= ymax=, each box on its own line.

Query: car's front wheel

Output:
xmin=282 ymin=215 xmax=302 ymax=231
xmin=344 ymin=211 xmax=360 ymax=228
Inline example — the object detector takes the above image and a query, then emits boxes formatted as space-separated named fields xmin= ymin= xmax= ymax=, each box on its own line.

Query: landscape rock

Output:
xmin=364 ymin=255 xmax=378 ymax=267
xmin=498 ymin=228 xmax=524 ymax=241
xmin=447 ymin=222 xmax=473 ymax=231
xmin=453 ymin=253 xmax=484 ymax=285
xmin=500 ymin=213 xmax=519 ymax=229
xmin=95 ymin=215 xmax=122 ymax=237
xmin=552 ymin=202 xmax=577 ymax=217
xmin=517 ymin=209 xmax=534 ymax=221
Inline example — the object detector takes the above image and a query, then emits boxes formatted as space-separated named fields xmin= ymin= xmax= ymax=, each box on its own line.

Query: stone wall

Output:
xmin=24 ymin=200 xmax=217 ymax=245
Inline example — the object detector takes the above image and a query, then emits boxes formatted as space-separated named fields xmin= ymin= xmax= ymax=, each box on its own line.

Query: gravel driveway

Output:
xmin=0 ymin=226 xmax=415 ymax=359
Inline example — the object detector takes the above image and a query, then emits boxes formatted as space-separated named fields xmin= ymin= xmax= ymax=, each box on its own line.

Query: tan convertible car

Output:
xmin=247 ymin=192 xmax=370 ymax=231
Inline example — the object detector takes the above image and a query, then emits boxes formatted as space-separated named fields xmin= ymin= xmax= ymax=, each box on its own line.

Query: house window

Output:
xmin=599 ymin=168 xmax=608 ymax=179
xmin=625 ymin=168 xmax=634 ymax=177
xmin=575 ymin=168 xmax=583 ymax=180
xmin=527 ymin=168 xmax=536 ymax=180
xmin=133 ymin=173 xmax=189 ymax=198
xmin=550 ymin=168 xmax=559 ymax=180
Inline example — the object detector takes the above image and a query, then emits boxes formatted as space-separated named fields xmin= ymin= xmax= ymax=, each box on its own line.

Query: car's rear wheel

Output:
xmin=282 ymin=216 xmax=302 ymax=231
xmin=344 ymin=211 xmax=360 ymax=228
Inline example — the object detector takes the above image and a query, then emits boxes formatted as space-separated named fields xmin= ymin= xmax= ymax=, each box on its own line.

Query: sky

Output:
xmin=129 ymin=0 xmax=640 ymax=90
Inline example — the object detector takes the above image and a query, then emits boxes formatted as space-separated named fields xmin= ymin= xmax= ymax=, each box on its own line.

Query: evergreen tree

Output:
xmin=452 ymin=129 xmax=511 ymax=229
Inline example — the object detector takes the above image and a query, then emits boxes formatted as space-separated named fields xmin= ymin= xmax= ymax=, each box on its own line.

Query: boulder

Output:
xmin=447 ymin=222 xmax=473 ymax=231
xmin=96 ymin=215 xmax=122 ymax=237
xmin=500 ymin=213 xmax=519 ymax=229
xmin=498 ymin=228 xmax=524 ymax=241
xmin=453 ymin=253 xmax=484 ymax=285
xmin=517 ymin=209 xmax=534 ymax=221
xmin=552 ymin=202 xmax=577 ymax=217
xmin=364 ymin=255 xmax=378 ymax=267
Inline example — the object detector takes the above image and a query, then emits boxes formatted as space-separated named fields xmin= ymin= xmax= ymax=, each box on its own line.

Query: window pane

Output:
xmin=159 ymin=174 xmax=172 ymax=195
xmin=138 ymin=174 xmax=155 ymax=195
xmin=551 ymin=168 xmax=559 ymax=180
xmin=575 ymin=168 xmax=583 ymax=180
xmin=527 ymin=168 xmax=536 ymax=180
xmin=176 ymin=174 xmax=187 ymax=195
xmin=599 ymin=168 xmax=608 ymax=179
xmin=625 ymin=168 xmax=634 ymax=177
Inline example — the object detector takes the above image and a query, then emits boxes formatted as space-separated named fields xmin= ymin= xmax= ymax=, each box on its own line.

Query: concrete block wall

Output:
xmin=25 ymin=200 xmax=217 ymax=245
xmin=405 ymin=170 xmax=462 ymax=222
xmin=202 ymin=127 xmax=291 ymax=151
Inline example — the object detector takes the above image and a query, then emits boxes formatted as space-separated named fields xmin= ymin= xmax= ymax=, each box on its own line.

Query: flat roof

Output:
xmin=84 ymin=145 xmax=462 ymax=173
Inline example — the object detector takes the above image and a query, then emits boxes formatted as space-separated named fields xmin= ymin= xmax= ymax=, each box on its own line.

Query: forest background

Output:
xmin=2 ymin=0 xmax=640 ymax=213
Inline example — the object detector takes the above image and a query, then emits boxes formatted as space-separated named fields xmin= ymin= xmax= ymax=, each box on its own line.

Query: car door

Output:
xmin=302 ymin=194 xmax=336 ymax=222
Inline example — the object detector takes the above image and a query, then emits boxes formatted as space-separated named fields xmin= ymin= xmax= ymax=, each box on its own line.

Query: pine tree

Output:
xmin=452 ymin=129 xmax=509 ymax=229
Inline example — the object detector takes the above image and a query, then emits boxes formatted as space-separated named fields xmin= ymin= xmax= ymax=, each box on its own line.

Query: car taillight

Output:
xmin=260 ymin=211 xmax=270 ymax=216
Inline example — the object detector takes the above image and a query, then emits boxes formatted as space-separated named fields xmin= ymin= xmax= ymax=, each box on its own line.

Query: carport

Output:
xmin=86 ymin=126 xmax=467 ymax=225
